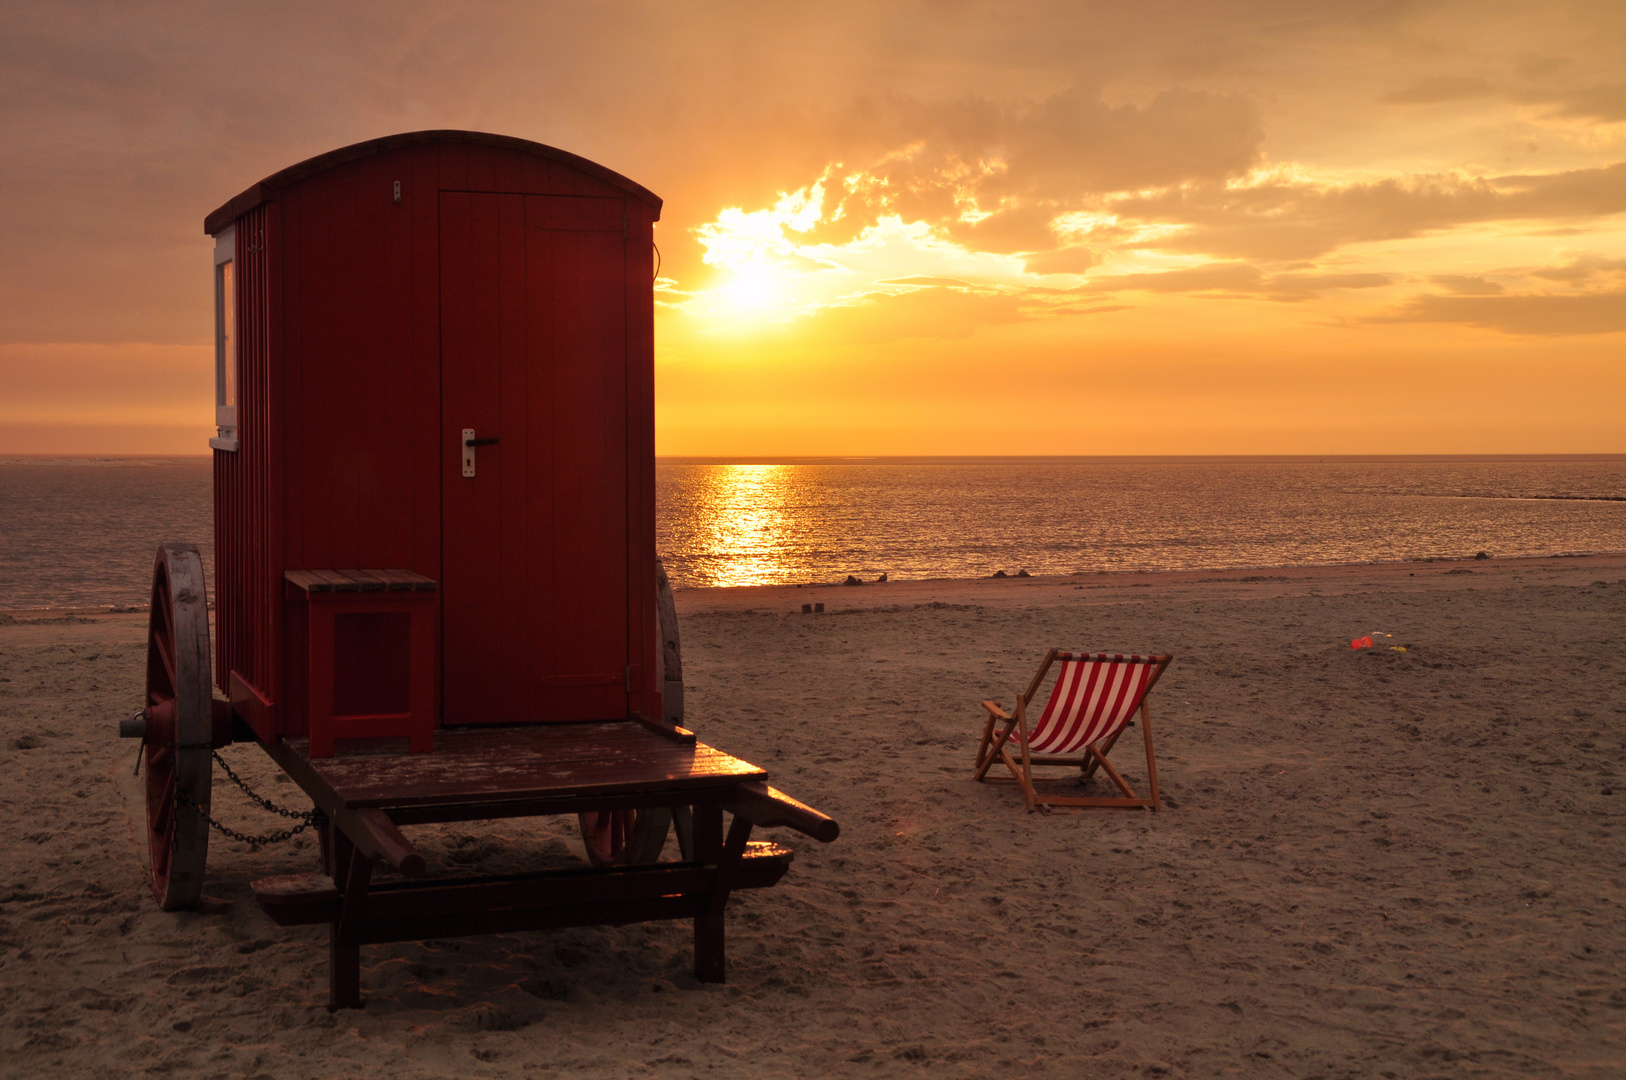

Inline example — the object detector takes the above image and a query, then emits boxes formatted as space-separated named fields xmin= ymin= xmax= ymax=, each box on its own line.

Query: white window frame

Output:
xmin=209 ymin=225 xmax=239 ymax=452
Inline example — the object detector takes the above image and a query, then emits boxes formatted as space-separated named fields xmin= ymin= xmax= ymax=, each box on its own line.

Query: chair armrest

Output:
xmin=981 ymin=699 xmax=1010 ymax=721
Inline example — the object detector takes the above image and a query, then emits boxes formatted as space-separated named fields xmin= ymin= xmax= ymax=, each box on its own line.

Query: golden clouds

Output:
xmin=3 ymin=0 xmax=1623 ymax=452
xmin=675 ymin=125 xmax=1626 ymax=351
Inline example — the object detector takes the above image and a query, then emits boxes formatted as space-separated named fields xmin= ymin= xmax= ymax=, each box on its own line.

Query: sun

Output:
xmin=718 ymin=264 xmax=782 ymax=312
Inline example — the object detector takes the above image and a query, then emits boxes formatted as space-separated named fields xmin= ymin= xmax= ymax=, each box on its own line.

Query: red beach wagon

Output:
xmin=122 ymin=131 xmax=837 ymax=1009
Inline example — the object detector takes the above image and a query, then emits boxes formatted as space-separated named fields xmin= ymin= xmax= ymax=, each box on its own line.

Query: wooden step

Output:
xmin=251 ymin=841 xmax=795 ymax=927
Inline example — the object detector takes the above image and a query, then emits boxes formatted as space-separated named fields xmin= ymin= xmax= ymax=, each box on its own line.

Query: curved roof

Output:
xmin=204 ymin=130 xmax=662 ymax=234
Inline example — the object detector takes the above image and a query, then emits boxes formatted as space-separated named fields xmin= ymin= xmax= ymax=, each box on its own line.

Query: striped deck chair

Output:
xmin=975 ymin=651 xmax=1172 ymax=812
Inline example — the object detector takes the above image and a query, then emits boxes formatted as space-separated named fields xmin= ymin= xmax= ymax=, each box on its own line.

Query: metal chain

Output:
xmin=173 ymin=750 xmax=321 ymax=846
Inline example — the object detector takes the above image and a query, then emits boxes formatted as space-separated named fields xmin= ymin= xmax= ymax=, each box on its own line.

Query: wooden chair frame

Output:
xmin=974 ymin=650 xmax=1172 ymax=813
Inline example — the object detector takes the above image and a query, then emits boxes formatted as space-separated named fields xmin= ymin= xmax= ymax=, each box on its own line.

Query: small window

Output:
xmin=210 ymin=226 xmax=239 ymax=452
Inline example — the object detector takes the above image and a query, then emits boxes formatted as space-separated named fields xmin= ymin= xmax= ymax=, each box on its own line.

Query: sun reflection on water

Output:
xmin=685 ymin=464 xmax=799 ymax=587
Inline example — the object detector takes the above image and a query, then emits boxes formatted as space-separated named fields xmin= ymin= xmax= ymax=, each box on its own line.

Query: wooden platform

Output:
xmin=270 ymin=719 xmax=765 ymax=816
xmin=252 ymin=719 xmax=836 ymax=1009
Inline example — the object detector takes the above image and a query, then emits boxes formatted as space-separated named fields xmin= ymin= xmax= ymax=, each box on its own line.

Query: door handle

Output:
xmin=461 ymin=429 xmax=498 ymax=477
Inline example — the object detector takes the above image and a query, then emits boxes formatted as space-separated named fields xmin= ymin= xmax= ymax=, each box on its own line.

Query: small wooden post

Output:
xmin=328 ymin=829 xmax=373 ymax=1010
xmin=693 ymin=805 xmax=725 ymax=982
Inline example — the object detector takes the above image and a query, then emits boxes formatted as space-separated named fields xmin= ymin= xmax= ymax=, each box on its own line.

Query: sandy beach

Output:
xmin=2 ymin=552 xmax=1623 ymax=1078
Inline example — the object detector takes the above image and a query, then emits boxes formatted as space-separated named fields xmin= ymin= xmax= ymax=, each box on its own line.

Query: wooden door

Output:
xmin=440 ymin=191 xmax=631 ymax=724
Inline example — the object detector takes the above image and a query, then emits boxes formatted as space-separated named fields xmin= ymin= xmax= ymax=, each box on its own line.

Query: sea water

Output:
xmin=2 ymin=456 xmax=1622 ymax=609
xmin=657 ymin=456 xmax=1626 ymax=587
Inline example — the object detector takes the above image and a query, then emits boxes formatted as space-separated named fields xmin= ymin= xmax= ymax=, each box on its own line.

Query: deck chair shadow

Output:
xmin=975 ymin=651 xmax=1172 ymax=812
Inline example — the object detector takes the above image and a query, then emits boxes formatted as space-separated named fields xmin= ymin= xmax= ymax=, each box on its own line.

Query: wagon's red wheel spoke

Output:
xmin=153 ymin=776 xmax=174 ymax=830
xmin=152 ymin=632 xmax=176 ymax=695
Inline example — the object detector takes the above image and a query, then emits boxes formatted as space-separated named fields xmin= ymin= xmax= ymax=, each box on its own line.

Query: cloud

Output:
xmin=1090 ymin=262 xmax=1263 ymax=294
xmin=808 ymin=284 xmax=1028 ymax=344
xmin=1429 ymin=274 xmax=1505 ymax=295
xmin=1528 ymin=253 xmax=1626 ymax=283
xmin=876 ymin=276 xmax=977 ymax=287
xmin=1114 ymin=163 xmax=1626 ymax=261
xmin=1376 ymin=67 xmax=1626 ymax=124
xmin=1087 ymin=263 xmax=1392 ymax=301
xmin=991 ymin=85 xmax=1265 ymax=199
xmin=1263 ymin=272 xmax=1393 ymax=301
xmin=1382 ymin=76 xmax=1496 ymax=105
xmin=768 ymin=84 xmax=1264 ymax=257
xmin=1019 ymin=247 xmax=1100 ymax=275
xmin=1370 ymin=290 xmax=1626 ymax=336
xmin=1528 ymin=83 xmax=1626 ymax=123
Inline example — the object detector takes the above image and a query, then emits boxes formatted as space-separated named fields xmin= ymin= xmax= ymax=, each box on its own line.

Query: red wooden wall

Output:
xmin=210 ymin=134 xmax=660 ymax=742
xmin=214 ymin=204 xmax=277 ymax=710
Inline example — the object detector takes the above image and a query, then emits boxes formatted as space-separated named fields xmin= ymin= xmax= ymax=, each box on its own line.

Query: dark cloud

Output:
xmin=1 ymin=0 xmax=1620 ymax=348
xmin=1528 ymin=253 xmax=1626 ymax=283
xmin=1381 ymin=76 xmax=1496 ymax=105
xmin=1020 ymin=247 xmax=1100 ymax=275
xmin=1429 ymin=274 xmax=1505 ymax=295
xmin=783 ymin=85 xmax=1263 ymax=255
xmin=1545 ymin=83 xmax=1626 ymax=122
xmin=1115 ymin=163 xmax=1626 ymax=261
xmin=1515 ymin=54 xmax=1571 ymax=80
xmin=1373 ymin=63 xmax=1626 ymax=124
xmin=1263 ymin=272 xmax=1393 ymax=301
xmin=1369 ymin=290 xmax=1626 ymax=336
xmin=995 ymin=85 xmax=1265 ymax=197
xmin=1086 ymin=263 xmax=1391 ymax=300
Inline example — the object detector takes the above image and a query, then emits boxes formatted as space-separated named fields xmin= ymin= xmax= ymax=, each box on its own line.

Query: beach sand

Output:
xmin=2 ymin=553 xmax=1623 ymax=1078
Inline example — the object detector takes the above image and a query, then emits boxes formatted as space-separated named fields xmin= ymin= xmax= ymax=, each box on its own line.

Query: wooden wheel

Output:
xmin=142 ymin=543 xmax=214 ymax=910
xmin=578 ymin=807 xmax=673 ymax=866
xmin=576 ymin=559 xmax=683 ymax=866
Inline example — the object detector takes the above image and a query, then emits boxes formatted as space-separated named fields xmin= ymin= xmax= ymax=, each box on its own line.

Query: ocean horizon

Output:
xmin=2 ymin=453 xmax=1623 ymax=610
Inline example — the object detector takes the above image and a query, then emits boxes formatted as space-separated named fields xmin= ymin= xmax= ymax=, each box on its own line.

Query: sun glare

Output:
xmin=719 ymin=266 xmax=782 ymax=311
xmin=687 ymin=168 xmax=1060 ymax=329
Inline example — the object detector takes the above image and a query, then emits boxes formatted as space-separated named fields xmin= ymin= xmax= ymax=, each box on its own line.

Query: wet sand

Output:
xmin=2 ymin=553 xmax=1624 ymax=1078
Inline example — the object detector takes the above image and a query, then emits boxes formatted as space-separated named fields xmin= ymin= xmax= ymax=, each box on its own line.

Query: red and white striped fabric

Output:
xmin=1020 ymin=654 xmax=1158 ymax=756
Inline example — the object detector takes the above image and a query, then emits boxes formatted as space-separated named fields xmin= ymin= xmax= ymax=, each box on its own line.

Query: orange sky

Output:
xmin=2 ymin=1 xmax=1623 ymax=455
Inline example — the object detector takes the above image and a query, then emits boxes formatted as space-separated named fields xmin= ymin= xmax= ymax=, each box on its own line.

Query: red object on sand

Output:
xmin=975 ymin=651 xmax=1173 ymax=813
xmin=1351 ymin=636 xmax=1374 ymax=649
xmin=127 ymin=133 xmax=844 ymax=1010
xmin=205 ymin=131 xmax=663 ymax=751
